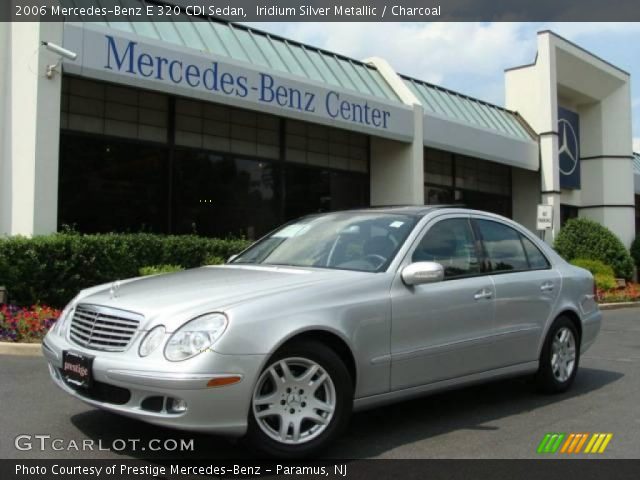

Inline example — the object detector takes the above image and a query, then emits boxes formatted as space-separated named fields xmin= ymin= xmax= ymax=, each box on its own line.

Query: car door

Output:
xmin=472 ymin=217 xmax=561 ymax=366
xmin=390 ymin=215 xmax=498 ymax=390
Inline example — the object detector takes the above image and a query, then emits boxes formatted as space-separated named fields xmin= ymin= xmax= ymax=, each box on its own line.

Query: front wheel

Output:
xmin=246 ymin=340 xmax=353 ymax=458
xmin=536 ymin=316 xmax=580 ymax=393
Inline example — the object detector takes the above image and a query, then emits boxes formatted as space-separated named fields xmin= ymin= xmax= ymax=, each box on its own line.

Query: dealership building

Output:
xmin=1 ymin=16 xmax=639 ymax=246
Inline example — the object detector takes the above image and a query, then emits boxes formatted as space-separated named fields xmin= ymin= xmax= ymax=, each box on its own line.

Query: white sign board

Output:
xmin=536 ymin=204 xmax=554 ymax=231
xmin=62 ymin=23 xmax=414 ymax=142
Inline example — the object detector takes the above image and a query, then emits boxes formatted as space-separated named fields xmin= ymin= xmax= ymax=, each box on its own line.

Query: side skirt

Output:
xmin=353 ymin=361 xmax=539 ymax=412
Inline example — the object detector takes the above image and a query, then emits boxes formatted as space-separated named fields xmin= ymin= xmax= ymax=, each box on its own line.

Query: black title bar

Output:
xmin=2 ymin=459 xmax=640 ymax=480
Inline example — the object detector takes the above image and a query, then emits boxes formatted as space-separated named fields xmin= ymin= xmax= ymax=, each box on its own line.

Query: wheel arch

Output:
xmin=537 ymin=307 xmax=584 ymax=357
xmin=557 ymin=309 xmax=583 ymax=343
xmin=265 ymin=328 xmax=358 ymax=390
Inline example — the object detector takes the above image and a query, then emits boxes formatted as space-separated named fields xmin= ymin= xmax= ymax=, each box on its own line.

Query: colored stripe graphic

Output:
xmin=537 ymin=433 xmax=565 ymax=453
xmin=584 ymin=433 xmax=613 ymax=454
xmin=539 ymin=433 xmax=613 ymax=454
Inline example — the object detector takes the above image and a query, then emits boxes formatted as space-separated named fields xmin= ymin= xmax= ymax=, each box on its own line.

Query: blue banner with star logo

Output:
xmin=558 ymin=107 xmax=581 ymax=190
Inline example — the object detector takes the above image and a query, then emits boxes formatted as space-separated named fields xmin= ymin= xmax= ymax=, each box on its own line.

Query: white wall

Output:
xmin=0 ymin=22 xmax=11 ymax=235
xmin=506 ymin=31 xmax=636 ymax=247
xmin=512 ymin=168 xmax=541 ymax=234
xmin=367 ymin=58 xmax=424 ymax=207
xmin=370 ymin=105 xmax=424 ymax=206
xmin=0 ymin=22 xmax=63 ymax=236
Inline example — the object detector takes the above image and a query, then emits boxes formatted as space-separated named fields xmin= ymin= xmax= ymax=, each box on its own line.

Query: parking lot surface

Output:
xmin=1 ymin=308 xmax=638 ymax=459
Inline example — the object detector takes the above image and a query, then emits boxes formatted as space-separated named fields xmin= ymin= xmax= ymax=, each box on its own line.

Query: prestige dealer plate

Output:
xmin=62 ymin=350 xmax=94 ymax=389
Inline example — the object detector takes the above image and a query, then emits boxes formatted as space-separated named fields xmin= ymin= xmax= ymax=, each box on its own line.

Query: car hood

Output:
xmin=75 ymin=265 xmax=359 ymax=330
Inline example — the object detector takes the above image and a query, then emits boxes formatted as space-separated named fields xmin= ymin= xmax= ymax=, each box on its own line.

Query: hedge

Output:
xmin=554 ymin=218 xmax=634 ymax=279
xmin=0 ymin=233 xmax=251 ymax=308
xmin=569 ymin=259 xmax=617 ymax=291
xmin=569 ymin=258 xmax=615 ymax=278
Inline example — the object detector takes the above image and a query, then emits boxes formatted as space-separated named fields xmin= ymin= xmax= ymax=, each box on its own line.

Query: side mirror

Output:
xmin=227 ymin=254 xmax=238 ymax=264
xmin=401 ymin=262 xmax=444 ymax=286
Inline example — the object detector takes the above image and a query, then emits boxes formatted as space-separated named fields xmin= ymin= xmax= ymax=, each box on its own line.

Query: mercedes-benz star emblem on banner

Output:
xmin=558 ymin=117 xmax=579 ymax=176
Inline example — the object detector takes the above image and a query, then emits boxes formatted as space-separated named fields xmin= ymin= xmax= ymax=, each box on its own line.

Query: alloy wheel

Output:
xmin=551 ymin=327 xmax=576 ymax=382
xmin=252 ymin=357 xmax=336 ymax=445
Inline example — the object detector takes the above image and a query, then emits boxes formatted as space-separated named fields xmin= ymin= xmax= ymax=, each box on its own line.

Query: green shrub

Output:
xmin=593 ymin=273 xmax=617 ymax=291
xmin=631 ymin=236 xmax=640 ymax=269
xmin=204 ymin=255 xmax=226 ymax=265
xmin=554 ymin=218 xmax=634 ymax=279
xmin=0 ymin=233 xmax=251 ymax=308
xmin=570 ymin=258 xmax=617 ymax=290
xmin=569 ymin=258 xmax=615 ymax=278
xmin=139 ymin=264 xmax=184 ymax=276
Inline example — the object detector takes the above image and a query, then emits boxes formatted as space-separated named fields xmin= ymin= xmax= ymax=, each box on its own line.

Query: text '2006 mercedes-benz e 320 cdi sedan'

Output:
xmin=43 ymin=207 xmax=601 ymax=457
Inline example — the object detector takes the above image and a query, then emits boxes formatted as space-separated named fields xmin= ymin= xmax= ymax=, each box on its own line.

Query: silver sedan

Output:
xmin=42 ymin=207 xmax=601 ymax=457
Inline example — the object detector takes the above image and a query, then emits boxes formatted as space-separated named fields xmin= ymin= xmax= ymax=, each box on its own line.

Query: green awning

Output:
xmin=403 ymin=75 xmax=535 ymax=142
xmin=61 ymin=0 xmax=399 ymax=103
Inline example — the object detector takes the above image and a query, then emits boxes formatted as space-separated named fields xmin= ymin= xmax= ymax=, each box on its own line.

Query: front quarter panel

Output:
xmin=214 ymin=272 xmax=394 ymax=399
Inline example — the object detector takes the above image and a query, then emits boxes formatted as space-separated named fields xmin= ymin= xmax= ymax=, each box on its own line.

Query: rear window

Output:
xmin=521 ymin=235 xmax=550 ymax=269
xmin=475 ymin=219 xmax=528 ymax=272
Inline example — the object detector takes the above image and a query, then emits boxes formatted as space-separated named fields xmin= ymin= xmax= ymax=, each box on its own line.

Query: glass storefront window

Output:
xmin=424 ymin=148 xmax=453 ymax=186
xmin=172 ymin=151 xmax=280 ymax=238
xmin=58 ymin=135 xmax=169 ymax=233
xmin=424 ymin=147 xmax=512 ymax=218
xmin=425 ymin=185 xmax=454 ymax=205
xmin=560 ymin=204 xmax=579 ymax=227
xmin=285 ymin=164 xmax=369 ymax=221
xmin=58 ymin=78 xmax=371 ymax=239
xmin=455 ymin=189 xmax=512 ymax=218
xmin=634 ymin=195 xmax=640 ymax=235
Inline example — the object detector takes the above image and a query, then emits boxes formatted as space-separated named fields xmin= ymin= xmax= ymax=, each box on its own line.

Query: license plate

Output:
xmin=62 ymin=351 xmax=94 ymax=389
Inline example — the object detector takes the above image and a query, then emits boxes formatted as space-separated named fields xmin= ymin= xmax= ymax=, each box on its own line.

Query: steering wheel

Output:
xmin=364 ymin=254 xmax=387 ymax=269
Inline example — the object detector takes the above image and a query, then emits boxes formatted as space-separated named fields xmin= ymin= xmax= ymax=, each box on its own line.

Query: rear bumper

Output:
xmin=581 ymin=308 xmax=602 ymax=354
xmin=42 ymin=332 xmax=265 ymax=436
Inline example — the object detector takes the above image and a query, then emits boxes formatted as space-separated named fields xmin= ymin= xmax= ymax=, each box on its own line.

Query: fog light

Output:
xmin=168 ymin=398 xmax=188 ymax=413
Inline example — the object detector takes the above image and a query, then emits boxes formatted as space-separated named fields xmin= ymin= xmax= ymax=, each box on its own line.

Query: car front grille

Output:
xmin=69 ymin=304 xmax=143 ymax=352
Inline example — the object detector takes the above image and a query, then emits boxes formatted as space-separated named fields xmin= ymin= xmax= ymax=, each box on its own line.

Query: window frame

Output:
xmin=407 ymin=215 xmax=486 ymax=281
xmin=470 ymin=218 xmax=552 ymax=275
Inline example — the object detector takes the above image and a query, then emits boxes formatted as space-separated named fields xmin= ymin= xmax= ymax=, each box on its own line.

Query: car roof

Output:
xmin=300 ymin=205 xmax=514 ymax=225
xmin=341 ymin=205 xmax=474 ymax=217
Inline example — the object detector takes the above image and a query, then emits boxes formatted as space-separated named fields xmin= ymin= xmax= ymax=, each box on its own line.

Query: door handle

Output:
xmin=474 ymin=288 xmax=493 ymax=300
xmin=540 ymin=282 xmax=555 ymax=292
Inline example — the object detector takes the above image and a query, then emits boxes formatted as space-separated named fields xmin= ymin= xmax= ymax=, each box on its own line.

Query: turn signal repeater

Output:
xmin=207 ymin=376 xmax=242 ymax=388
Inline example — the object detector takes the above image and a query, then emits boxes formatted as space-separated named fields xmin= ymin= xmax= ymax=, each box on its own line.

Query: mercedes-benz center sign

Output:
xmin=558 ymin=106 xmax=581 ymax=190
xmin=62 ymin=23 xmax=414 ymax=142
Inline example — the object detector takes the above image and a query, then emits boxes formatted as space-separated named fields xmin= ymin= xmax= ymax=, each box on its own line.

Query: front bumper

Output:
xmin=42 ymin=331 xmax=265 ymax=437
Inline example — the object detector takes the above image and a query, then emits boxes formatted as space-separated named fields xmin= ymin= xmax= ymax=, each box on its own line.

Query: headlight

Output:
xmin=164 ymin=313 xmax=228 ymax=361
xmin=51 ymin=296 xmax=78 ymax=336
xmin=139 ymin=326 xmax=166 ymax=357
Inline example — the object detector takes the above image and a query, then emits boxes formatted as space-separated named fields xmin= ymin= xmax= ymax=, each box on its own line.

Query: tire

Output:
xmin=536 ymin=316 xmax=580 ymax=393
xmin=245 ymin=340 xmax=353 ymax=458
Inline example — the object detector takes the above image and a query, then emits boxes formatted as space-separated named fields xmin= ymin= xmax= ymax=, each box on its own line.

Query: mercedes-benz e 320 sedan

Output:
xmin=43 ymin=207 xmax=601 ymax=457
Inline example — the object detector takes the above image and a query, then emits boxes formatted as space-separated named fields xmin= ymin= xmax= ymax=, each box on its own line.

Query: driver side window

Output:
xmin=412 ymin=218 xmax=481 ymax=279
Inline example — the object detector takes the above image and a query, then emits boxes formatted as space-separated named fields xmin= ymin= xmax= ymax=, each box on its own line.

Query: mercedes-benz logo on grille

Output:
xmin=558 ymin=118 xmax=579 ymax=176
xmin=109 ymin=280 xmax=121 ymax=299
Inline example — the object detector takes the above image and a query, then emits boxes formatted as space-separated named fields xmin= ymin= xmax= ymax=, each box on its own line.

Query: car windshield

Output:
xmin=232 ymin=212 xmax=418 ymax=272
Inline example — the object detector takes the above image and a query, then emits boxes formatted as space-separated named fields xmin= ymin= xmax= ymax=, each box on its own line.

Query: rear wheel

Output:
xmin=246 ymin=340 xmax=353 ymax=458
xmin=536 ymin=316 xmax=580 ymax=393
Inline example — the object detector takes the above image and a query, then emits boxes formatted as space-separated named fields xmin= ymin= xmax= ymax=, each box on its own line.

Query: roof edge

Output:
xmin=537 ymin=29 xmax=630 ymax=77
xmin=400 ymin=73 xmax=520 ymax=116
xmin=148 ymin=1 xmax=384 ymax=72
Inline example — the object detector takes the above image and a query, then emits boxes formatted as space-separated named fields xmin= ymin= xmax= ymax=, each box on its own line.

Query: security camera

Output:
xmin=41 ymin=41 xmax=77 ymax=61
